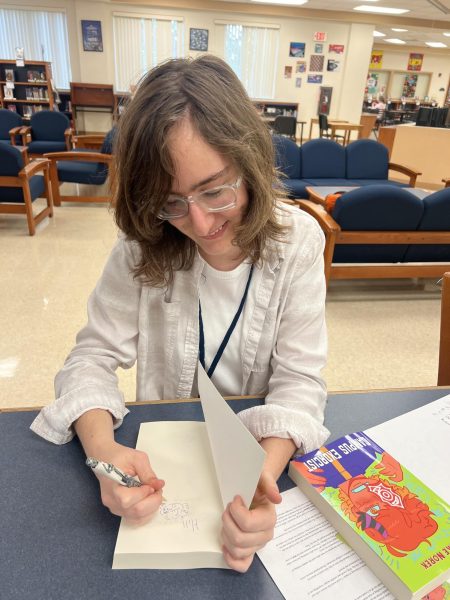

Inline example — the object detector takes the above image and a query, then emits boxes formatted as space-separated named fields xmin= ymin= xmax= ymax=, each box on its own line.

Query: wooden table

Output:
xmin=308 ymin=118 xmax=363 ymax=145
xmin=2 ymin=389 xmax=448 ymax=599
xmin=305 ymin=185 xmax=431 ymax=206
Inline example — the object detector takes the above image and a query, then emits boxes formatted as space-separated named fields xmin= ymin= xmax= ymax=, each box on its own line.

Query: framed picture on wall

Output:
xmin=190 ymin=28 xmax=209 ymax=51
xmin=81 ymin=20 xmax=103 ymax=52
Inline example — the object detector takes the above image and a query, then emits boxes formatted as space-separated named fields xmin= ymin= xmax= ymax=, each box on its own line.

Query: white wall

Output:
xmin=1 ymin=0 xmax=377 ymax=131
xmin=373 ymin=44 xmax=450 ymax=106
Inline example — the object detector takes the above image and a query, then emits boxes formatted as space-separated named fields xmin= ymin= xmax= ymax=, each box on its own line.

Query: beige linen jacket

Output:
xmin=31 ymin=204 xmax=329 ymax=452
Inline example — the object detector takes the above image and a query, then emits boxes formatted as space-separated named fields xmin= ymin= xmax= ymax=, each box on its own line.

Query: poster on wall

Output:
xmin=366 ymin=74 xmax=379 ymax=94
xmin=402 ymin=74 xmax=418 ymax=97
xmin=307 ymin=74 xmax=323 ymax=84
xmin=369 ymin=50 xmax=383 ymax=69
xmin=189 ymin=28 xmax=209 ymax=51
xmin=408 ymin=53 xmax=423 ymax=71
xmin=318 ymin=86 xmax=333 ymax=115
xmin=309 ymin=55 xmax=324 ymax=72
xmin=327 ymin=59 xmax=340 ymax=72
xmin=284 ymin=66 xmax=293 ymax=79
xmin=295 ymin=61 xmax=306 ymax=73
xmin=295 ymin=77 xmax=302 ymax=88
xmin=81 ymin=20 xmax=103 ymax=52
xmin=328 ymin=44 xmax=344 ymax=54
xmin=289 ymin=42 xmax=305 ymax=57
xmin=314 ymin=43 xmax=324 ymax=53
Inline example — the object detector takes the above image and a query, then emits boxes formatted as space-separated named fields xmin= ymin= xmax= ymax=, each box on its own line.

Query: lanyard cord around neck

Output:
xmin=199 ymin=264 xmax=254 ymax=378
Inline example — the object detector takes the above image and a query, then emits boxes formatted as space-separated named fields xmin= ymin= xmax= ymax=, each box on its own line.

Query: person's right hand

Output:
xmin=93 ymin=441 xmax=165 ymax=525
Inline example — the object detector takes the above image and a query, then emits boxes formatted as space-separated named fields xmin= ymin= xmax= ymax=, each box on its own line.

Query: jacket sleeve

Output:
xmin=239 ymin=216 xmax=329 ymax=454
xmin=30 ymin=238 xmax=142 ymax=444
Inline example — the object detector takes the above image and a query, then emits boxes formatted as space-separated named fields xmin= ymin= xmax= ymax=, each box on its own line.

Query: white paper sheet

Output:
xmin=257 ymin=487 xmax=395 ymax=600
xmin=198 ymin=362 xmax=266 ymax=508
xmin=113 ymin=364 xmax=266 ymax=569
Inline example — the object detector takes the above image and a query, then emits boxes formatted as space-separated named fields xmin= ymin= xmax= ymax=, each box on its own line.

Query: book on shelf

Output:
xmin=3 ymin=86 xmax=15 ymax=100
xmin=288 ymin=395 xmax=450 ymax=600
xmin=7 ymin=104 xmax=17 ymax=112
xmin=5 ymin=68 xmax=15 ymax=82
xmin=112 ymin=363 xmax=266 ymax=570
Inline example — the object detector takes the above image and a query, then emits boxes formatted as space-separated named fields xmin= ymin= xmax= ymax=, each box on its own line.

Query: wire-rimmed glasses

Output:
xmin=157 ymin=176 xmax=242 ymax=220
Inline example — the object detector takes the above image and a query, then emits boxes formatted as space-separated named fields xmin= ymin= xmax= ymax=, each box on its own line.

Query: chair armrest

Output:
xmin=16 ymin=126 xmax=31 ymax=146
xmin=297 ymin=200 xmax=340 ymax=234
xmin=64 ymin=128 xmax=74 ymax=150
xmin=44 ymin=151 xmax=112 ymax=164
xmin=388 ymin=162 xmax=422 ymax=187
xmin=9 ymin=126 xmax=24 ymax=145
xmin=442 ymin=178 xmax=450 ymax=188
xmin=19 ymin=158 xmax=50 ymax=179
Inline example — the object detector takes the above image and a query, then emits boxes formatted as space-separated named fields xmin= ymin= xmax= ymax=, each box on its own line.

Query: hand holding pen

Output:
xmin=85 ymin=442 xmax=165 ymax=525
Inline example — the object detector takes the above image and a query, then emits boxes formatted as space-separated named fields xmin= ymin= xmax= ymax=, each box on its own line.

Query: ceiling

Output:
xmin=219 ymin=0 xmax=450 ymax=47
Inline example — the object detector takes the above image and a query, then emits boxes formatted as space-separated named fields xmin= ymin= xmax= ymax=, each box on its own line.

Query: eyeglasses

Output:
xmin=157 ymin=176 xmax=242 ymax=220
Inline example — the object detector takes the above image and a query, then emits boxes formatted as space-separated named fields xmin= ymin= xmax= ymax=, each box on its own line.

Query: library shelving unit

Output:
xmin=252 ymin=99 xmax=298 ymax=121
xmin=0 ymin=59 xmax=55 ymax=120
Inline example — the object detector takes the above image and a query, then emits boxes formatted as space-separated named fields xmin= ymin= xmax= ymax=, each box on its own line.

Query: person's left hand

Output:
xmin=221 ymin=470 xmax=281 ymax=572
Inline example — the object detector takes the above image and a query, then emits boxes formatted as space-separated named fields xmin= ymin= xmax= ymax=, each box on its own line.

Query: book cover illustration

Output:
xmin=290 ymin=433 xmax=450 ymax=593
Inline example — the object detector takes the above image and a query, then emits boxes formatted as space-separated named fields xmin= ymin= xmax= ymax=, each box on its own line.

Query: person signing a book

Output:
xmin=31 ymin=55 xmax=329 ymax=572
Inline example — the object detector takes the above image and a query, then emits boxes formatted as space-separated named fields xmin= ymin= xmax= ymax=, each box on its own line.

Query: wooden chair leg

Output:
xmin=22 ymin=182 xmax=35 ymax=236
xmin=49 ymin=161 xmax=62 ymax=207
xmin=43 ymin=164 xmax=54 ymax=217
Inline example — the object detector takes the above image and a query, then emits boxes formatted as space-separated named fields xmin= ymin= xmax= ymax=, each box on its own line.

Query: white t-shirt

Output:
xmin=197 ymin=260 xmax=253 ymax=396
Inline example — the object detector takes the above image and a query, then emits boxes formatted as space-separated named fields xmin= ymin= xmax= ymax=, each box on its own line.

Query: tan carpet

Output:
xmin=0 ymin=196 xmax=442 ymax=409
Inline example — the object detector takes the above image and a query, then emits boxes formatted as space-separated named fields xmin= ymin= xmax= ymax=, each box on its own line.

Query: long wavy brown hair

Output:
xmin=114 ymin=54 xmax=287 ymax=286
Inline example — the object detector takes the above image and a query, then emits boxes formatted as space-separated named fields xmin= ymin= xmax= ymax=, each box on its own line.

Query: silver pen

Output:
xmin=86 ymin=457 xmax=142 ymax=487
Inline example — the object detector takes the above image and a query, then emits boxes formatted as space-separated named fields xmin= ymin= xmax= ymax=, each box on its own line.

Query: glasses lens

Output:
xmin=198 ymin=186 xmax=236 ymax=211
xmin=159 ymin=198 xmax=187 ymax=219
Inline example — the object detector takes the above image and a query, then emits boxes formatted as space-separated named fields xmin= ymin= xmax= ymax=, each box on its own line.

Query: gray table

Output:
xmin=0 ymin=388 xmax=446 ymax=600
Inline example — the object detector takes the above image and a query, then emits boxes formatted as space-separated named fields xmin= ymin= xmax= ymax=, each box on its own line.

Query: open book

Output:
xmin=112 ymin=363 xmax=266 ymax=569
xmin=288 ymin=395 xmax=450 ymax=600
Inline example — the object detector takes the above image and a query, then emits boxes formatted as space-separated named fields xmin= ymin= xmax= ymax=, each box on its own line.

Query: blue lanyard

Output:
xmin=199 ymin=264 xmax=254 ymax=378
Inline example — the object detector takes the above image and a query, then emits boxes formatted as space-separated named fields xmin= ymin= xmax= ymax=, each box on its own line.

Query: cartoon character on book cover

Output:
xmin=291 ymin=433 xmax=450 ymax=589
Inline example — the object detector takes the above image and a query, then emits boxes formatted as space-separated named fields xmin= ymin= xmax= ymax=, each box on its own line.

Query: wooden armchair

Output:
xmin=0 ymin=144 xmax=53 ymax=236
xmin=438 ymin=273 xmax=450 ymax=386
xmin=298 ymin=189 xmax=450 ymax=284
xmin=44 ymin=126 xmax=115 ymax=205
xmin=442 ymin=179 xmax=450 ymax=188
xmin=17 ymin=111 xmax=73 ymax=157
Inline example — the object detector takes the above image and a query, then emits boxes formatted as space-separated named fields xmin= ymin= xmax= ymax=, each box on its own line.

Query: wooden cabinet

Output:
xmin=0 ymin=59 xmax=54 ymax=120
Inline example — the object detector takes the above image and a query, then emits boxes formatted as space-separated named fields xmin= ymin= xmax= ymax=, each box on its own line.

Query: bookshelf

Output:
xmin=252 ymin=100 xmax=299 ymax=121
xmin=0 ymin=59 xmax=54 ymax=120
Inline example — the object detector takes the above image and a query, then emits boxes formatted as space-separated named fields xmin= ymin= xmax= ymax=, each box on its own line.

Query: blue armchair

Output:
xmin=0 ymin=141 xmax=53 ymax=235
xmin=0 ymin=108 xmax=23 ymax=145
xmin=45 ymin=128 xmax=115 ymax=205
xmin=298 ymin=184 xmax=450 ymax=283
xmin=19 ymin=110 xmax=73 ymax=156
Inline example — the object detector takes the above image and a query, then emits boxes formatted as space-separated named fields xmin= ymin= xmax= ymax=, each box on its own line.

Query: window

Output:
xmin=216 ymin=21 xmax=279 ymax=99
xmin=0 ymin=8 xmax=71 ymax=89
xmin=113 ymin=13 xmax=184 ymax=93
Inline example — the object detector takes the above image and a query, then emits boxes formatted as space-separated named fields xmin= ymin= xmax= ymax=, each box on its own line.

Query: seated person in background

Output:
xmin=31 ymin=55 xmax=328 ymax=572
xmin=371 ymin=96 xmax=386 ymax=111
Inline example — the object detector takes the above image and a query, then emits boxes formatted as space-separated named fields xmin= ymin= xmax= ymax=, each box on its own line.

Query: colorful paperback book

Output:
xmin=289 ymin=397 xmax=450 ymax=600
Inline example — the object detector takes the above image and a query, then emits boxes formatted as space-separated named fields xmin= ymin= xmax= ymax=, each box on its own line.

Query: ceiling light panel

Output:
xmin=385 ymin=38 xmax=406 ymax=44
xmin=426 ymin=41 xmax=448 ymax=47
xmin=354 ymin=5 xmax=410 ymax=14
